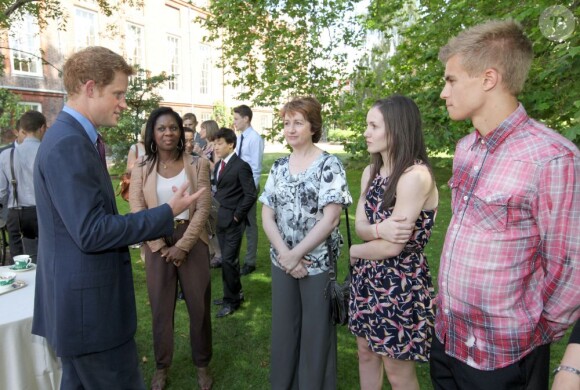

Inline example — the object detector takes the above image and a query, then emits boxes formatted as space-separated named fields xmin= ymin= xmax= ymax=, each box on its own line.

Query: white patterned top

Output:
xmin=259 ymin=152 xmax=352 ymax=275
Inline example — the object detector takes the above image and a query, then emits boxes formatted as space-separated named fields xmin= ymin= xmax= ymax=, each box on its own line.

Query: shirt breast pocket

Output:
xmin=448 ymin=174 xmax=468 ymax=208
xmin=470 ymin=189 xmax=511 ymax=232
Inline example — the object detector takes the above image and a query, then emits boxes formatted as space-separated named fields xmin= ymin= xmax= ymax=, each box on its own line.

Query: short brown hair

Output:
xmin=279 ymin=97 xmax=323 ymax=143
xmin=439 ymin=20 xmax=533 ymax=95
xmin=233 ymin=105 xmax=253 ymax=122
xmin=183 ymin=113 xmax=198 ymax=126
xmin=63 ymin=46 xmax=134 ymax=96
xmin=19 ymin=110 xmax=46 ymax=133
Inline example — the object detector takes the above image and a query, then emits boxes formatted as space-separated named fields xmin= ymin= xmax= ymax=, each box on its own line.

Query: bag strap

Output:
xmin=10 ymin=148 xmax=19 ymax=208
xmin=320 ymin=152 xmax=351 ymax=282
xmin=344 ymin=208 xmax=352 ymax=277
xmin=344 ymin=208 xmax=352 ymax=248
xmin=327 ymin=207 xmax=352 ymax=282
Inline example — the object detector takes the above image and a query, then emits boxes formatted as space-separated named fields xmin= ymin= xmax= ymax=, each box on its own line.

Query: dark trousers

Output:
xmin=7 ymin=207 xmax=38 ymax=262
xmin=430 ymin=334 xmax=550 ymax=390
xmin=241 ymin=184 xmax=259 ymax=267
xmin=144 ymin=223 xmax=212 ymax=368
xmin=217 ymin=220 xmax=245 ymax=305
xmin=270 ymin=265 xmax=337 ymax=390
xmin=60 ymin=338 xmax=145 ymax=390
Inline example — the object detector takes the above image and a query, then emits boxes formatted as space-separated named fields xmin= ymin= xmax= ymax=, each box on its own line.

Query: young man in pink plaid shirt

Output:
xmin=431 ymin=20 xmax=580 ymax=389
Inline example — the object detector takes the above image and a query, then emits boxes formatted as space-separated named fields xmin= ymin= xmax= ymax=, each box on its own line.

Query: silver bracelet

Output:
xmin=553 ymin=365 xmax=580 ymax=376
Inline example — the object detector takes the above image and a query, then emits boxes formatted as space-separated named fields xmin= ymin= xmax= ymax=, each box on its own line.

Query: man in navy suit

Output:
xmin=32 ymin=46 xmax=204 ymax=389
xmin=212 ymin=127 xmax=256 ymax=318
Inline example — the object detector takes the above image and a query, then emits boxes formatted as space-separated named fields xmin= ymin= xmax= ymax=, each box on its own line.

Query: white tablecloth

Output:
xmin=0 ymin=266 xmax=62 ymax=389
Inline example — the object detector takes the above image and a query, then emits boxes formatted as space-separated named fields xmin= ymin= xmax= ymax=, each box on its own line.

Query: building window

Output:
xmin=199 ymin=44 xmax=212 ymax=95
xmin=260 ymin=115 xmax=271 ymax=132
xmin=126 ymin=23 xmax=145 ymax=68
xmin=18 ymin=102 xmax=42 ymax=112
xmin=75 ymin=7 xmax=98 ymax=49
xmin=9 ymin=14 xmax=42 ymax=75
xmin=201 ymin=112 xmax=211 ymax=122
xmin=166 ymin=35 xmax=180 ymax=91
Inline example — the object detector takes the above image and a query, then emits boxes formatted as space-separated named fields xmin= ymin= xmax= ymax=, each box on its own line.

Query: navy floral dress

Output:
xmin=349 ymin=171 xmax=436 ymax=362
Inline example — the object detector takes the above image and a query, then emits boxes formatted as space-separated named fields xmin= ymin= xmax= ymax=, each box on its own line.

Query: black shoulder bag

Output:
xmin=325 ymin=207 xmax=352 ymax=326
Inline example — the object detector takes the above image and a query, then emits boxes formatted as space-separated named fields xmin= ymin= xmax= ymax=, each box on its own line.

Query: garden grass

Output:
xmin=115 ymin=153 xmax=570 ymax=389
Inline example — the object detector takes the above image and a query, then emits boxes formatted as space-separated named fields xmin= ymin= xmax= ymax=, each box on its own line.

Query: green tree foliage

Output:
xmin=201 ymin=0 xmax=364 ymax=142
xmin=211 ymin=100 xmax=233 ymax=128
xmin=103 ymin=69 xmax=172 ymax=170
xmin=341 ymin=0 xmax=580 ymax=156
xmin=0 ymin=88 xmax=22 ymax=143
xmin=1 ymin=0 xmax=63 ymax=30
xmin=0 ymin=0 xmax=142 ymax=29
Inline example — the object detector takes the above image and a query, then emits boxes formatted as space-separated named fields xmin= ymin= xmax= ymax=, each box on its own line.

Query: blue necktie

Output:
xmin=238 ymin=134 xmax=244 ymax=155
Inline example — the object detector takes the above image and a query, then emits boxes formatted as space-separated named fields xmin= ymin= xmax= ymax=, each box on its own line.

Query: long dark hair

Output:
xmin=366 ymin=95 xmax=432 ymax=209
xmin=142 ymin=107 xmax=185 ymax=175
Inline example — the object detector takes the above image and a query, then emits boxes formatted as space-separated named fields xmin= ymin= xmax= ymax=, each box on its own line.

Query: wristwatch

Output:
xmin=553 ymin=365 xmax=580 ymax=376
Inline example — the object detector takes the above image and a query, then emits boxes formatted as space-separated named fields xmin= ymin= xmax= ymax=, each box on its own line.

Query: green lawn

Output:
xmin=115 ymin=153 xmax=570 ymax=389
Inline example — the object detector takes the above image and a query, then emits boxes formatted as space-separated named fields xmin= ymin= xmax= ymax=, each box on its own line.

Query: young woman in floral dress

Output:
xmin=349 ymin=95 xmax=438 ymax=390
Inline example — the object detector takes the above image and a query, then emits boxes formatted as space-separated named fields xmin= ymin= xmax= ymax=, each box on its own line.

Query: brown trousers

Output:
xmin=144 ymin=223 xmax=212 ymax=369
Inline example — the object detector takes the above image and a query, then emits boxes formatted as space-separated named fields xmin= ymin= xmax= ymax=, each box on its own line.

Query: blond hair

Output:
xmin=63 ymin=46 xmax=134 ymax=96
xmin=439 ymin=20 xmax=533 ymax=95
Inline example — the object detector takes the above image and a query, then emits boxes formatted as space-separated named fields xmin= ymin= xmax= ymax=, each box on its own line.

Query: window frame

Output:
xmin=74 ymin=7 xmax=98 ymax=50
xmin=18 ymin=102 xmax=42 ymax=112
xmin=9 ymin=13 xmax=43 ymax=76
xmin=126 ymin=22 xmax=145 ymax=68
xmin=199 ymin=44 xmax=212 ymax=96
xmin=166 ymin=34 xmax=181 ymax=91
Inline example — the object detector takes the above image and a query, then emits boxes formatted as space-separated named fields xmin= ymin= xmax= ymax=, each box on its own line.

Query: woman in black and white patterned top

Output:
xmin=260 ymin=96 xmax=351 ymax=390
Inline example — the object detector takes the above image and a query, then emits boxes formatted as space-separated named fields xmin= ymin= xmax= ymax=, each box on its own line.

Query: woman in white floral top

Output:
xmin=260 ymin=96 xmax=352 ymax=389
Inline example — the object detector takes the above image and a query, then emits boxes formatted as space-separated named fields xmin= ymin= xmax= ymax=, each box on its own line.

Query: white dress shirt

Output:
xmin=236 ymin=126 xmax=264 ymax=187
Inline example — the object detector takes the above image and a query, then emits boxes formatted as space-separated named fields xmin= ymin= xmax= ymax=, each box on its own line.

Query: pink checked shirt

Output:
xmin=435 ymin=104 xmax=580 ymax=370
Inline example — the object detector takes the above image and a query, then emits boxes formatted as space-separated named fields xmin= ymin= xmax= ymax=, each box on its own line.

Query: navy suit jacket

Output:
xmin=213 ymin=153 xmax=256 ymax=229
xmin=32 ymin=111 xmax=174 ymax=357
